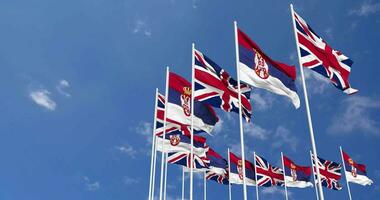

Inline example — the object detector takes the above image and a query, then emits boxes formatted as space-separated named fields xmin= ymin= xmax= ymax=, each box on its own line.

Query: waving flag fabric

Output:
xmin=293 ymin=10 xmax=358 ymax=94
xmin=167 ymin=151 xmax=210 ymax=169
xmin=283 ymin=155 xmax=313 ymax=188
xmin=237 ymin=28 xmax=300 ymax=108
xmin=194 ymin=49 xmax=252 ymax=122
xmin=311 ymin=154 xmax=343 ymax=190
xmin=254 ymin=154 xmax=284 ymax=187
xmin=167 ymin=72 xmax=219 ymax=135
xmin=155 ymin=93 xmax=184 ymax=137
xmin=229 ymin=152 xmax=256 ymax=186
xmin=205 ymin=148 xmax=229 ymax=185
xmin=342 ymin=150 xmax=373 ymax=186
xmin=155 ymin=133 xmax=208 ymax=157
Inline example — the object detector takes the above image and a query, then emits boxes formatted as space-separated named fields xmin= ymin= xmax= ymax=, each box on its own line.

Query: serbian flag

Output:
xmin=229 ymin=152 xmax=256 ymax=186
xmin=155 ymin=133 xmax=208 ymax=158
xmin=205 ymin=148 xmax=229 ymax=185
xmin=194 ymin=48 xmax=252 ymax=122
xmin=292 ymin=9 xmax=358 ymax=94
xmin=167 ymin=72 xmax=219 ymax=135
xmin=237 ymin=27 xmax=300 ymax=108
xmin=283 ymin=155 xmax=313 ymax=188
xmin=342 ymin=149 xmax=373 ymax=186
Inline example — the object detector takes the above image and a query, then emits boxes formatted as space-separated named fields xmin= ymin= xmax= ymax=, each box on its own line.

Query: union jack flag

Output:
xmin=254 ymin=153 xmax=284 ymax=187
xmin=311 ymin=154 xmax=343 ymax=190
xmin=293 ymin=9 xmax=358 ymax=94
xmin=167 ymin=151 xmax=210 ymax=169
xmin=205 ymin=148 xmax=229 ymax=185
xmin=194 ymin=49 xmax=252 ymax=121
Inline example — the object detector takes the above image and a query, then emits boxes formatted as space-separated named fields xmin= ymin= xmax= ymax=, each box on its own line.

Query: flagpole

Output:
xmin=234 ymin=20 xmax=248 ymax=200
xmin=148 ymin=88 xmax=159 ymax=200
xmin=182 ymin=167 xmax=185 ymax=200
xmin=159 ymin=67 xmax=170 ymax=200
xmin=204 ymin=171 xmax=207 ymax=200
xmin=340 ymin=146 xmax=353 ymax=200
xmin=152 ymin=134 xmax=158 ymax=200
xmin=254 ymin=152 xmax=259 ymax=200
xmin=164 ymin=153 xmax=168 ymax=200
xmin=228 ymin=148 xmax=232 ymax=200
xmin=310 ymin=151 xmax=320 ymax=200
xmin=281 ymin=152 xmax=289 ymax=200
xmin=290 ymin=4 xmax=324 ymax=200
xmin=190 ymin=42 xmax=195 ymax=200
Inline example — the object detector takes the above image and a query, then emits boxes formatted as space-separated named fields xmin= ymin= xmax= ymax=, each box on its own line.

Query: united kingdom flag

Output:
xmin=205 ymin=148 xmax=229 ymax=185
xmin=293 ymin=9 xmax=358 ymax=94
xmin=254 ymin=153 xmax=284 ymax=187
xmin=311 ymin=154 xmax=343 ymax=190
xmin=194 ymin=49 xmax=252 ymax=122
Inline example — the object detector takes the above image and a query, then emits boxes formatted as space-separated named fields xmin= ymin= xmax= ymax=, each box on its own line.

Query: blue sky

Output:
xmin=1 ymin=0 xmax=380 ymax=199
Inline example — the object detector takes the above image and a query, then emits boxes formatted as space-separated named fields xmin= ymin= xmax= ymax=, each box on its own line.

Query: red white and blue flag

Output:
xmin=311 ymin=154 xmax=343 ymax=190
xmin=342 ymin=149 xmax=373 ymax=186
xmin=229 ymin=152 xmax=256 ymax=186
xmin=293 ymin=10 xmax=358 ymax=94
xmin=155 ymin=133 xmax=208 ymax=158
xmin=205 ymin=148 xmax=229 ymax=185
xmin=194 ymin=49 xmax=252 ymax=122
xmin=166 ymin=72 xmax=219 ymax=135
xmin=283 ymin=155 xmax=313 ymax=188
xmin=254 ymin=153 xmax=284 ymax=187
xmin=237 ymin=28 xmax=300 ymax=108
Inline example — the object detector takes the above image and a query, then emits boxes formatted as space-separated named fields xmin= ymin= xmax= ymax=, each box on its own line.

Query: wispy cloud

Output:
xmin=136 ymin=121 xmax=153 ymax=143
xmin=261 ymin=187 xmax=291 ymax=198
xmin=115 ymin=144 xmax=138 ymax=158
xmin=132 ymin=19 xmax=152 ymax=37
xmin=56 ymin=79 xmax=71 ymax=97
xmin=244 ymin=122 xmax=270 ymax=140
xmin=213 ymin=118 xmax=224 ymax=135
xmin=328 ymin=96 xmax=380 ymax=135
xmin=300 ymin=69 xmax=330 ymax=95
xmin=272 ymin=126 xmax=299 ymax=152
xmin=250 ymin=92 xmax=275 ymax=111
xmin=123 ymin=176 xmax=139 ymax=185
xmin=83 ymin=176 xmax=100 ymax=191
xmin=29 ymin=89 xmax=57 ymax=111
xmin=349 ymin=1 xmax=380 ymax=16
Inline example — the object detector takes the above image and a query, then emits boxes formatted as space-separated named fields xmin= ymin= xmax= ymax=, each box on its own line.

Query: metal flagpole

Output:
xmin=164 ymin=153 xmax=168 ymax=200
xmin=204 ymin=171 xmax=207 ymax=200
xmin=190 ymin=43 xmax=195 ymax=200
xmin=310 ymin=151 xmax=320 ymax=200
xmin=290 ymin=4 xmax=324 ymax=200
xmin=281 ymin=152 xmax=289 ymax=200
xmin=182 ymin=167 xmax=185 ymax=200
xmin=228 ymin=148 xmax=232 ymax=200
xmin=159 ymin=67 xmax=170 ymax=200
xmin=152 ymin=134 xmax=158 ymax=200
xmin=254 ymin=152 xmax=259 ymax=200
xmin=148 ymin=89 xmax=159 ymax=200
xmin=340 ymin=146 xmax=353 ymax=200
xmin=233 ymin=20 xmax=248 ymax=200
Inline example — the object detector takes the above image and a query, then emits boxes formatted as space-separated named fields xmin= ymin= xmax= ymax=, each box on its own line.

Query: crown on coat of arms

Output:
xmin=183 ymin=87 xmax=192 ymax=96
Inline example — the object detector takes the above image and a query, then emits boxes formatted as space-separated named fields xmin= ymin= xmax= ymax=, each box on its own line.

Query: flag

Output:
xmin=167 ymin=150 xmax=210 ymax=169
xmin=237 ymin=27 xmax=300 ymax=108
xmin=155 ymin=133 xmax=208 ymax=158
xmin=205 ymin=148 xmax=229 ymax=185
xmin=312 ymin=154 xmax=343 ymax=190
xmin=155 ymin=92 xmax=184 ymax=136
xmin=293 ymin=10 xmax=358 ymax=94
xmin=167 ymin=72 xmax=219 ymax=135
xmin=194 ymin=49 xmax=252 ymax=121
xmin=229 ymin=152 xmax=256 ymax=186
xmin=283 ymin=155 xmax=313 ymax=188
xmin=342 ymin=149 xmax=373 ymax=186
xmin=254 ymin=153 xmax=284 ymax=187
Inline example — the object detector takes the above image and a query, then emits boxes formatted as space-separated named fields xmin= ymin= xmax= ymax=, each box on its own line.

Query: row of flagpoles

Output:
xmin=147 ymin=4 xmax=371 ymax=200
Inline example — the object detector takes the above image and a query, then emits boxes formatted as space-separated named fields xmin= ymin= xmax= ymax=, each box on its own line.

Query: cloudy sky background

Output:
xmin=0 ymin=0 xmax=380 ymax=199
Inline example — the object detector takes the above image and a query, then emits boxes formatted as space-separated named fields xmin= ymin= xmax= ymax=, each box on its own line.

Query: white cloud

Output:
xmin=56 ymin=79 xmax=71 ymax=97
xmin=301 ymin=69 xmax=330 ymax=94
xmin=272 ymin=126 xmax=299 ymax=152
xmin=123 ymin=176 xmax=139 ymax=185
xmin=83 ymin=176 xmax=100 ymax=191
xmin=349 ymin=1 xmax=380 ymax=16
xmin=213 ymin=118 xmax=224 ymax=135
xmin=328 ymin=96 xmax=380 ymax=135
xmin=132 ymin=19 xmax=152 ymax=37
xmin=250 ymin=92 xmax=275 ymax=111
xmin=29 ymin=89 xmax=57 ymax=111
xmin=261 ymin=187 xmax=292 ymax=198
xmin=115 ymin=144 xmax=137 ymax=158
xmin=244 ymin=122 xmax=270 ymax=140
xmin=136 ymin=121 xmax=153 ymax=143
